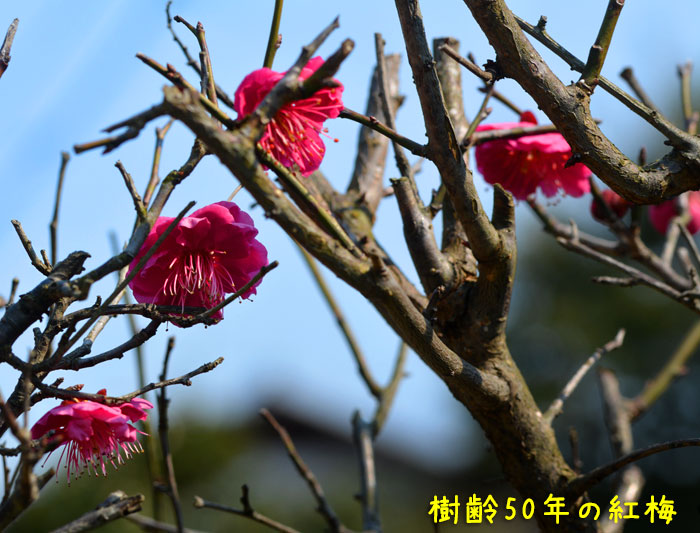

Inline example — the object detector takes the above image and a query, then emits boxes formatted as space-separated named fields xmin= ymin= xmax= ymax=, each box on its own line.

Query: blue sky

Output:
xmin=1 ymin=1 xmax=698 ymax=470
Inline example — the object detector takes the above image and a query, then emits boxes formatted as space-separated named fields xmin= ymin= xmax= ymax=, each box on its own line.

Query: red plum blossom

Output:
xmin=649 ymin=192 xmax=700 ymax=235
xmin=128 ymin=201 xmax=268 ymax=320
xmin=475 ymin=111 xmax=592 ymax=200
xmin=590 ymin=189 xmax=631 ymax=222
xmin=234 ymin=56 xmax=344 ymax=176
xmin=31 ymin=392 xmax=153 ymax=482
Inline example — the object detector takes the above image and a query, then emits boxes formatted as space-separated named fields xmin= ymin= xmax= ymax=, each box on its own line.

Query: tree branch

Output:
xmin=259 ymin=409 xmax=350 ymax=533
xmin=544 ymin=329 xmax=625 ymax=424
xmin=0 ymin=19 xmax=18 ymax=80
xmin=50 ymin=491 xmax=144 ymax=533
xmin=569 ymin=438 xmax=700 ymax=498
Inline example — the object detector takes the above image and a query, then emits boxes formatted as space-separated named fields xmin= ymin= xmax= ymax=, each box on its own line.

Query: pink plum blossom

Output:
xmin=128 ymin=201 xmax=268 ymax=321
xmin=475 ymin=111 xmax=592 ymax=200
xmin=234 ymin=56 xmax=344 ymax=176
xmin=649 ymin=192 xmax=700 ymax=235
xmin=31 ymin=391 xmax=153 ymax=482
xmin=590 ymin=189 xmax=631 ymax=222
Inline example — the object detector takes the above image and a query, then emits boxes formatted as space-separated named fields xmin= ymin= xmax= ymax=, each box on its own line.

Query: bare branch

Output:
xmin=157 ymin=338 xmax=184 ymax=533
xmin=259 ymin=409 xmax=350 ymax=533
xmin=678 ymin=61 xmax=694 ymax=132
xmin=544 ymin=329 xmax=625 ymax=424
xmin=346 ymin=53 xmax=403 ymax=217
xmin=619 ymin=67 xmax=658 ymax=112
xmin=115 ymin=161 xmax=147 ymax=222
xmin=580 ymin=0 xmax=625 ymax=91
xmin=194 ymin=488 xmax=302 ymax=533
xmin=50 ymin=491 xmax=144 ymax=533
xmin=570 ymin=438 xmax=700 ymax=498
xmin=263 ymin=0 xmax=284 ymax=69
xmin=297 ymin=248 xmax=382 ymax=398
xmin=0 ymin=19 xmax=18 ymax=80
xmin=134 ymin=54 xmax=235 ymax=128
xmin=11 ymin=220 xmax=51 ymax=276
xmin=352 ymin=413 xmax=380 ymax=532
xmin=74 ymin=103 xmax=169 ymax=154
xmin=127 ymin=514 xmax=204 ymax=533
xmin=395 ymin=0 xmax=502 ymax=262
xmin=629 ymin=319 xmax=700 ymax=420
xmin=33 ymin=357 xmax=224 ymax=405
xmin=597 ymin=369 xmax=644 ymax=533
xmin=340 ymin=107 xmax=427 ymax=157
xmin=372 ymin=341 xmax=408 ymax=436
xmin=50 ymin=152 xmax=70 ymax=266
xmin=165 ymin=2 xmax=235 ymax=110
xmin=438 ymin=43 xmax=493 ymax=83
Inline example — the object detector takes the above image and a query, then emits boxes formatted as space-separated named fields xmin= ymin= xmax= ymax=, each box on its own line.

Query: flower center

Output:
xmin=263 ymin=97 xmax=339 ymax=167
xmin=163 ymin=250 xmax=234 ymax=309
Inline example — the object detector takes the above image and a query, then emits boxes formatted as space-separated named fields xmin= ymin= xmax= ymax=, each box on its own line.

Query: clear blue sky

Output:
xmin=1 ymin=1 xmax=697 ymax=469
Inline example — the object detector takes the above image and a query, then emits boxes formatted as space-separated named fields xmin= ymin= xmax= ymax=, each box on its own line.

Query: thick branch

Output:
xmin=395 ymin=0 xmax=501 ymax=262
xmin=346 ymin=54 xmax=402 ymax=217
xmin=463 ymin=0 xmax=700 ymax=203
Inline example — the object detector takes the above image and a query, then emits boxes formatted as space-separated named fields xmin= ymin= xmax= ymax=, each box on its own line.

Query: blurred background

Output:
xmin=1 ymin=1 xmax=699 ymax=531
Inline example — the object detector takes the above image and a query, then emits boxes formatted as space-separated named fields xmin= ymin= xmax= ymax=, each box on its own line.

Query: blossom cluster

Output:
xmin=31 ymin=392 xmax=153 ymax=482
xmin=473 ymin=111 xmax=699 ymax=235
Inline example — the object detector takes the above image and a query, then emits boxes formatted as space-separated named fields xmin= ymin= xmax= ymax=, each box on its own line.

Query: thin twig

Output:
xmin=115 ymin=161 xmax=147 ymax=222
xmin=158 ymin=337 xmax=184 ymax=533
xmin=34 ymin=357 xmax=224 ymax=405
xmin=373 ymin=342 xmax=408 ymax=436
xmin=678 ymin=61 xmax=694 ymax=132
xmin=352 ymin=413 xmax=380 ymax=532
xmin=297 ymin=248 xmax=382 ymax=398
xmin=629 ymin=318 xmax=700 ymax=420
xmin=6 ymin=278 xmax=19 ymax=307
xmin=259 ymin=409 xmax=349 ymax=533
xmin=134 ymin=54 xmax=235 ymax=128
xmin=173 ymin=16 xmax=218 ymax=107
xmin=570 ymin=438 xmax=700 ymax=498
xmin=597 ymin=368 xmax=645 ymax=533
xmin=0 ymin=19 xmax=18 ymax=80
xmin=479 ymin=86 xmax=522 ymax=117
xmin=11 ymin=220 xmax=51 ymax=275
xmin=619 ymin=67 xmax=658 ymax=112
xmin=439 ymin=44 xmax=493 ymax=83
xmin=544 ymin=329 xmax=626 ymax=424
xmin=53 ymin=201 xmax=195 ymax=360
xmin=580 ymin=0 xmax=625 ymax=90
xmin=127 ymin=514 xmax=204 ymax=533
xmin=144 ymin=120 xmax=174 ymax=208
xmin=568 ymin=427 xmax=583 ymax=474
xmin=515 ymin=15 xmax=683 ymax=142
xmin=74 ymin=103 xmax=169 ymax=154
xmin=190 ymin=261 xmax=279 ymax=321
xmin=194 ymin=489 xmax=302 ymax=533
xmin=339 ymin=108 xmax=427 ymax=157
xmin=165 ymin=2 xmax=235 ymax=110
xmin=256 ymin=148 xmax=363 ymax=257
xmin=50 ymin=152 xmax=70 ymax=266
xmin=263 ymin=0 xmax=284 ymax=68
xmin=50 ymin=491 xmax=144 ymax=533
